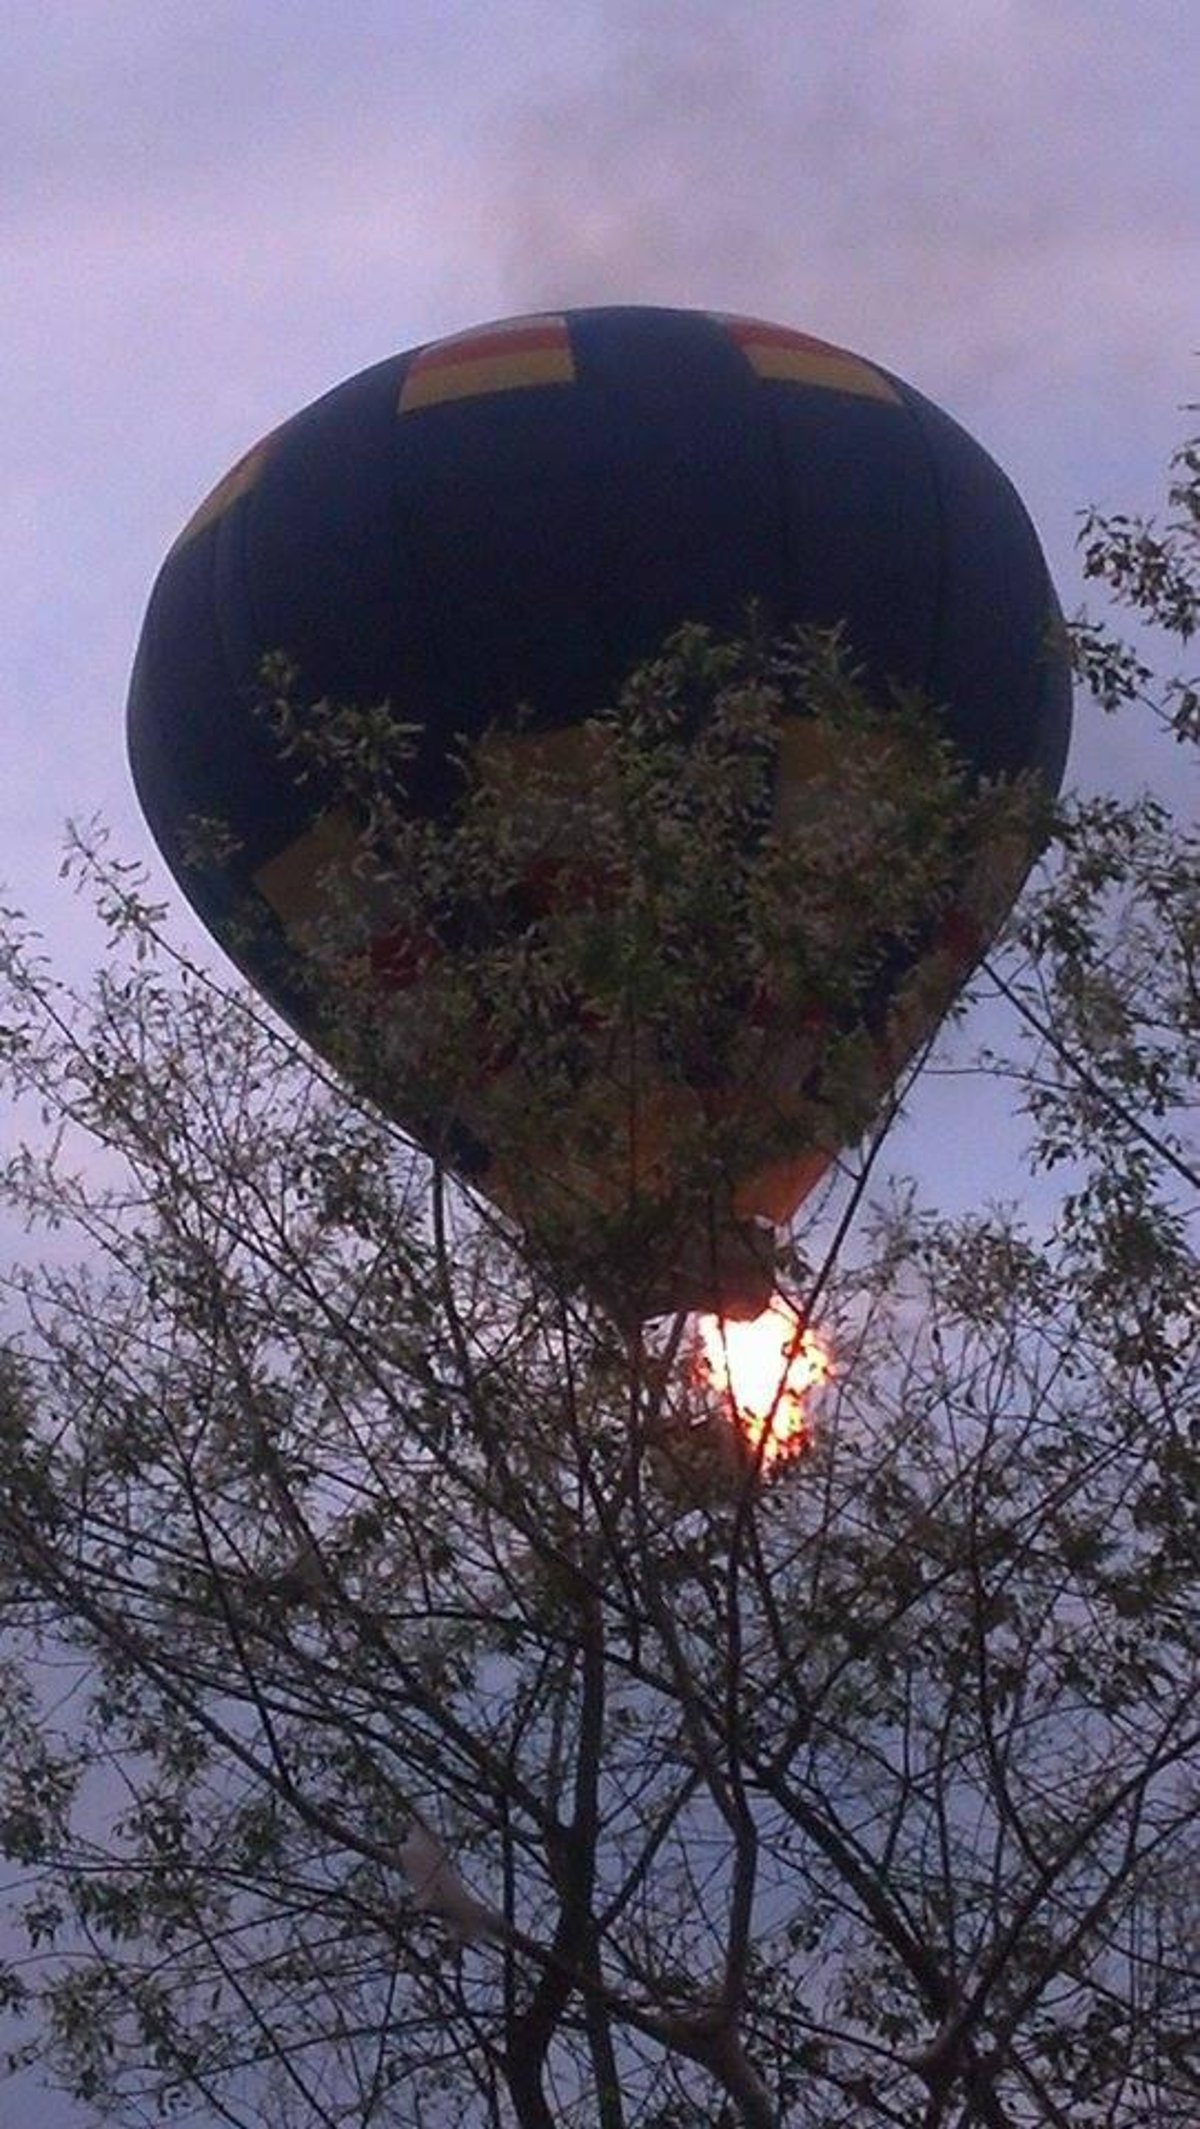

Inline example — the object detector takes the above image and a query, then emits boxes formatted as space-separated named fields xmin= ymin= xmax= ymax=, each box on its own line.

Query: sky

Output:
xmin=1 ymin=1 xmax=1198 ymax=2118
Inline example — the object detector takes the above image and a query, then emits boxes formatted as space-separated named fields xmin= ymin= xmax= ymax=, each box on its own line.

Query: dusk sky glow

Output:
xmin=2 ymin=7 xmax=1197 ymax=2118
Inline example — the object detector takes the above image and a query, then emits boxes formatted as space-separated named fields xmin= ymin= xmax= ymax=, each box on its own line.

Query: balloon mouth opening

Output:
xmin=648 ymin=1215 xmax=777 ymax=1322
xmin=574 ymin=1214 xmax=778 ymax=1326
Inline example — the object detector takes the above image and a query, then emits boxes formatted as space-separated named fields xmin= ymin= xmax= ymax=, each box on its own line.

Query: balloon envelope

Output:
xmin=128 ymin=307 xmax=1071 ymax=1312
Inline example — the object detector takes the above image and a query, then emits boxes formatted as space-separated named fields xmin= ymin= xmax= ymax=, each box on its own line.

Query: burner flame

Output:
xmin=692 ymin=1297 xmax=830 ymax=1468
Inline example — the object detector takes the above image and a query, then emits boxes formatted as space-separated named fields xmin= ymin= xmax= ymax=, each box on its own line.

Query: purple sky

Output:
xmin=1 ymin=5 xmax=1197 ymax=2116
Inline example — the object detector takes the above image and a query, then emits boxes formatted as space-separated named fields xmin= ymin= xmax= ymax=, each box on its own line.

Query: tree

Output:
xmin=0 ymin=445 xmax=1196 ymax=2128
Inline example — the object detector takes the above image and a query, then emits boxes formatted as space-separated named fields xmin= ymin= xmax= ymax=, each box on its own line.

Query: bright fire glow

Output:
xmin=692 ymin=1298 xmax=831 ymax=1469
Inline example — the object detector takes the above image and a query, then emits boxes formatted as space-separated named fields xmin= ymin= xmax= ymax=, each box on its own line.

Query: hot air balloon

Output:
xmin=127 ymin=307 xmax=1071 ymax=1319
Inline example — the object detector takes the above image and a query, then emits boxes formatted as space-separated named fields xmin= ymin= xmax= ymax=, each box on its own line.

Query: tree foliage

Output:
xmin=0 ymin=441 xmax=1196 ymax=2129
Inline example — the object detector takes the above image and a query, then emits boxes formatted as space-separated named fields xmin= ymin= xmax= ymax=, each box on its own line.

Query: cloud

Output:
xmin=484 ymin=0 xmax=1199 ymax=417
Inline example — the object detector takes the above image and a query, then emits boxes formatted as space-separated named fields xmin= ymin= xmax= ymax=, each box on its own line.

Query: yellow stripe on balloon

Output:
xmin=252 ymin=810 xmax=361 ymax=929
xmin=170 ymin=430 xmax=278 ymax=554
xmin=399 ymin=316 xmax=575 ymax=413
xmin=718 ymin=316 xmax=900 ymax=405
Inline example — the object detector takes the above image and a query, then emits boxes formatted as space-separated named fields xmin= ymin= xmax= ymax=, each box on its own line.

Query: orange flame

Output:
xmin=692 ymin=1298 xmax=831 ymax=1468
